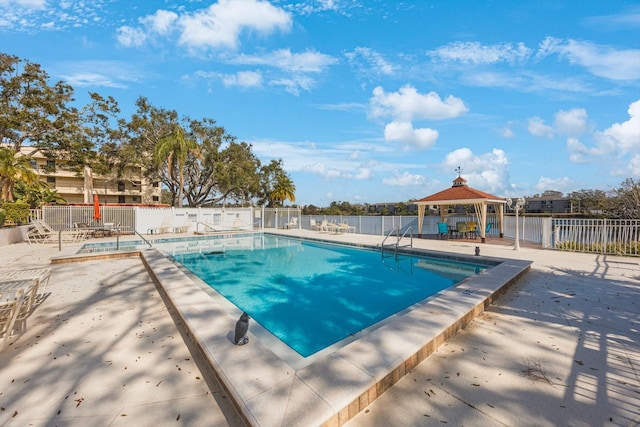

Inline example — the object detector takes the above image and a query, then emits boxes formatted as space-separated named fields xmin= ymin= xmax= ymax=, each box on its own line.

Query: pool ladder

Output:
xmin=381 ymin=226 xmax=413 ymax=257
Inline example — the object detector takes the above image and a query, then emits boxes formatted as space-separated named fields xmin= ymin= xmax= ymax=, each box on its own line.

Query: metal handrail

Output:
xmin=381 ymin=226 xmax=399 ymax=255
xmin=116 ymin=228 xmax=153 ymax=250
xmin=196 ymin=221 xmax=219 ymax=234
xmin=398 ymin=226 xmax=413 ymax=249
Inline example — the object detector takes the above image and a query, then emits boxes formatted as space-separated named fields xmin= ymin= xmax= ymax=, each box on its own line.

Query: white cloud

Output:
xmin=441 ymin=148 xmax=510 ymax=195
xmin=527 ymin=117 xmax=554 ymax=138
xmin=345 ymin=47 xmax=398 ymax=76
xmin=429 ymin=41 xmax=531 ymax=64
xmin=221 ymin=70 xmax=263 ymax=88
xmin=116 ymin=0 xmax=291 ymax=51
xmin=231 ymin=49 xmax=337 ymax=73
xmin=270 ymin=75 xmax=316 ymax=95
xmin=369 ymin=85 xmax=468 ymax=122
xmin=534 ymin=176 xmax=575 ymax=193
xmin=629 ymin=154 xmax=640 ymax=176
xmin=116 ymin=26 xmax=147 ymax=47
xmin=536 ymin=37 xmax=640 ymax=81
xmin=498 ymin=125 xmax=515 ymax=138
xmin=382 ymin=171 xmax=427 ymax=186
xmin=1 ymin=0 xmax=45 ymax=8
xmin=595 ymin=99 xmax=640 ymax=154
xmin=554 ymin=108 xmax=588 ymax=136
xmin=55 ymin=60 xmax=143 ymax=89
xmin=140 ymin=10 xmax=178 ymax=36
xmin=369 ymin=85 xmax=466 ymax=151
xmin=566 ymin=137 xmax=591 ymax=163
xmin=384 ymin=121 xmax=438 ymax=150
xmin=177 ymin=0 xmax=291 ymax=50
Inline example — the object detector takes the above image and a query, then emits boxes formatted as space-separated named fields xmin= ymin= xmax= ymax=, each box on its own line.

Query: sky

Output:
xmin=1 ymin=0 xmax=639 ymax=206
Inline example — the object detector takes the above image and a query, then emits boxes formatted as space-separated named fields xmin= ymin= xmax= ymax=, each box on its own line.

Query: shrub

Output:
xmin=1 ymin=202 xmax=30 ymax=226
xmin=0 ymin=208 xmax=5 ymax=227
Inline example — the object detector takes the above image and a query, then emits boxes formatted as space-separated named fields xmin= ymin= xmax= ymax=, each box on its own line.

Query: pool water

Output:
xmin=170 ymin=235 xmax=487 ymax=357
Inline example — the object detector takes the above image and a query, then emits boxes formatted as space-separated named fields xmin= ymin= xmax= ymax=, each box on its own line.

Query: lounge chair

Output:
xmin=310 ymin=219 xmax=319 ymax=230
xmin=284 ymin=217 xmax=298 ymax=229
xmin=28 ymin=219 xmax=87 ymax=244
xmin=336 ymin=223 xmax=355 ymax=233
xmin=318 ymin=220 xmax=330 ymax=232
xmin=437 ymin=222 xmax=449 ymax=239
xmin=154 ymin=216 xmax=173 ymax=234
xmin=173 ymin=216 xmax=191 ymax=233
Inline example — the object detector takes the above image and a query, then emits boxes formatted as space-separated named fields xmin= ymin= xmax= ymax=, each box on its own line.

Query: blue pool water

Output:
xmin=169 ymin=235 xmax=488 ymax=357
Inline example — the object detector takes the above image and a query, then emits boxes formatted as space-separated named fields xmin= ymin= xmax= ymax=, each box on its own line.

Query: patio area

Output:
xmin=0 ymin=231 xmax=638 ymax=426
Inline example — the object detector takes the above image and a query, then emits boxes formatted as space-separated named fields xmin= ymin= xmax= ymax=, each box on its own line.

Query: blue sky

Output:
xmin=1 ymin=0 xmax=639 ymax=206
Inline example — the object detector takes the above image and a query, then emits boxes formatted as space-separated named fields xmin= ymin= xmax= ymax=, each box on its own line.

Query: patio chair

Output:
xmin=484 ymin=223 xmax=493 ymax=239
xmin=0 ymin=278 xmax=40 ymax=349
xmin=0 ymin=268 xmax=51 ymax=293
xmin=466 ymin=222 xmax=478 ymax=239
xmin=455 ymin=222 xmax=468 ymax=238
xmin=437 ymin=222 xmax=449 ymax=239
xmin=310 ymin=219 xmax=319 ymax=230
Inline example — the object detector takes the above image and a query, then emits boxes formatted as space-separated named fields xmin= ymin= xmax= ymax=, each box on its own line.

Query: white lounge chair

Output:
xmin=153 ymin=216 xmax=173 ymax=234
xmin=28 ymin=220 xmax=87 ymax=244
xmin=284 ymin=217 xmax=298 ymax=229
xmin=173 ymin=216 xmax=191 ymax=233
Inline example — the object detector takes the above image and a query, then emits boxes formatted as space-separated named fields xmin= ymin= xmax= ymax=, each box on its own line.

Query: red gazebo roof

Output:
xmin=413 ymin=176 xmax=506 ymax=205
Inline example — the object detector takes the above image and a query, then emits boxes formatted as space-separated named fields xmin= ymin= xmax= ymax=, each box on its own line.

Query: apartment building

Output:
xmin=18 ymin=146 xmax=162 ymax=205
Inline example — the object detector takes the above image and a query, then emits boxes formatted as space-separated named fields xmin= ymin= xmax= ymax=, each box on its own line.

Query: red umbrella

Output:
xmin=93 ymin=194 xmax=101 ymax=220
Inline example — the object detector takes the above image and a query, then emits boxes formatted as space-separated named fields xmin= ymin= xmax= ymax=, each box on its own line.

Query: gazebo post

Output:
xmin=417 ymin=204 xmax=425 ymax=238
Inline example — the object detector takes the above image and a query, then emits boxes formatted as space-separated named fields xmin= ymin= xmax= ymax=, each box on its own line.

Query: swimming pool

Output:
xmin=167 ymin=235 xmax=489 ymax=357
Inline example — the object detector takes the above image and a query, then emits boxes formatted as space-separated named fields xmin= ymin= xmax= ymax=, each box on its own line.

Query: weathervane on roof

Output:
xmin=455 ymin=166 xmax=463 ymax=177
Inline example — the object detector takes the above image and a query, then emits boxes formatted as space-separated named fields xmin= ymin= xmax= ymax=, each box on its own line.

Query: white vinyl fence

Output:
xmin=33 ymin=206 xmax=639 ymax=256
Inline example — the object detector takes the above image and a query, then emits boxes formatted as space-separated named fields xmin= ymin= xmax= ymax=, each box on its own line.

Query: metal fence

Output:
xmin=552 ymin=218 xmax=640 ymax=256
xmin=38 ymin=206 xmax=302 ymax=234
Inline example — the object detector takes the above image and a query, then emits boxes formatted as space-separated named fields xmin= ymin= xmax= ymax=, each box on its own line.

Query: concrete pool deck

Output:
xmin=1 ymin=230 xmax=638 ymax=426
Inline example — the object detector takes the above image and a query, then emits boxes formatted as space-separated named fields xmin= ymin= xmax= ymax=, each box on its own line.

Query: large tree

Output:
xmin=0 ymin=53 xmax=78 ymax=153
xmin=606 ymin=178 xmax=640 ymax=219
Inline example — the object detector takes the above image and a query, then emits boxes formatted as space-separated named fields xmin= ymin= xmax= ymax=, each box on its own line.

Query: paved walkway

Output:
xmin=0 ymin=242 xmax=245 ymax=426
xmin=1 ymin=235 xmax=638 ymax=426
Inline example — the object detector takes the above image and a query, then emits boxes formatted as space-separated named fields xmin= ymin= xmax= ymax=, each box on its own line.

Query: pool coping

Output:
xmin=54 ymin=235 xmax=531 ymax=427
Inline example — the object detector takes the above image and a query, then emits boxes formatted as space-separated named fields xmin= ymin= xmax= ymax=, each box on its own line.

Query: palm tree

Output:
xmin=269 ymin=174 xmax=296 ymax=206
xmin=0 ymin=147 xmax=38 ymax=202
xmin=154 ymin=125 xmax=197 ymax=208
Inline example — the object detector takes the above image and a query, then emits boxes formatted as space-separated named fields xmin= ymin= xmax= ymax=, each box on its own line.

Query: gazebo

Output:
xmin=413 ymin=175 xmax=507 ymax=243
